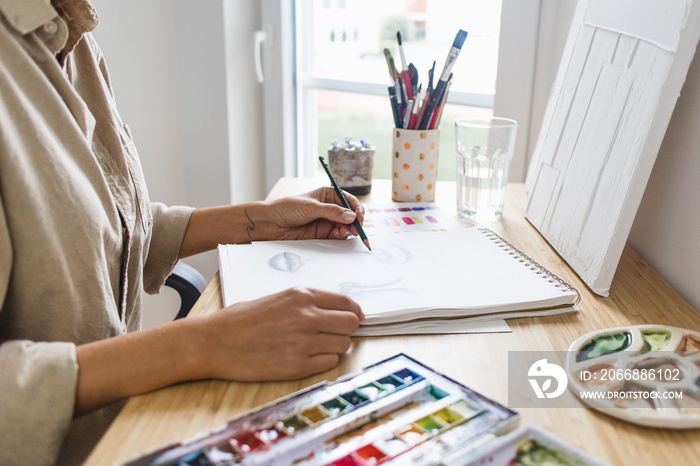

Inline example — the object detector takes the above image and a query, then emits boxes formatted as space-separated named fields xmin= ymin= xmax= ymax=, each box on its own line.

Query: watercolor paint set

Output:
xmin=123 ymin=354 xmax=605 ymax=466
xmin=566 ymin=325 xmax=700 ymax=428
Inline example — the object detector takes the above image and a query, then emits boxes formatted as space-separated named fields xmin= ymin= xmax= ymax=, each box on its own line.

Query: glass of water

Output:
xmin=455 ymin=118 xmax=518 ymax=221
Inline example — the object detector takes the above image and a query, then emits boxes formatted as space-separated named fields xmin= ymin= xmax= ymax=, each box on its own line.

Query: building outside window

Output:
xmin=296 ymin=0 xmax=501 ymax=181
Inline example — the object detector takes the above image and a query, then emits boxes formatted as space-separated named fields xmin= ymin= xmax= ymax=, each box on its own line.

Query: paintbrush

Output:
xmin=419 ymin=29 xmax=468 ymax=129
xmin=408 ymin=62 xmax=418 ymax=99
xmin=396 ymin=31 xmax=414 ymax=101
xmin=318 ymin=156 xmax=371 ymax=251
xmin=431 ymin=76 xmax=452 ymax=129
xmin=383 ymin=48 xmax=399 ymax=82
xmin=415 ymin=63 xmax=434 ymax=128
xmin=408 ymin=83 xmax=421 ymax=129
xmin=427 ymin=60 xmax=436 ymax=93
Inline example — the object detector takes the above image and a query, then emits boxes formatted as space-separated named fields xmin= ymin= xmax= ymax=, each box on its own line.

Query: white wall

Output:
xmin=91 ymin=0 xmax=266 ymax=269
xmin=91 ymin=0 xmax=265 ymax=326
xmin=628 ymin=53 xmax=700 ymax=311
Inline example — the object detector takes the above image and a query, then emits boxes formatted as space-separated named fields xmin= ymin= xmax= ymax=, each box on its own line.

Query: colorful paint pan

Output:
xmin=566 ymin=325 xmax=700 ymax=428
xmin=278 ymin=414 xmax=309 ymax=434
xmin=340 ymin=390 xmax=370 ymax=407
xmin=677 ymin=333 xmax=700 ymax=352
xmin=433 ymin=406 xmax=465 ymax=425
xmin=576 ymin=331 xmax=631 ymax=362
xmin=322 ymin=397 xmax=351 ymax=416
xmin=395 ymin=424 xmax=427 ymax=445
xmin=255 ymin=427 xmax=287 ymax=444
xmin=414 ymin=414 xmax=446 ymax=434
xmin=641 ymin=328 xmax=672 ymax=352
xmin=354 ymin=443 xmax=387 ymax=462
xmin=375 ymin=375 xmax=404 ymax=392
xmin=392 ymin=368 xmax=422 ymax=384
xmin=356 ymin=382 xmax=387 ymax=401
xmin=123 ymin=354 xmax=528 ymax=466
xmin=229 ymin=430 xmax=265 ymax=453
xmin=300 ymin=405 xmax=330 ymax=424
xmin=332 ymin=455 xmax=364 ymax=466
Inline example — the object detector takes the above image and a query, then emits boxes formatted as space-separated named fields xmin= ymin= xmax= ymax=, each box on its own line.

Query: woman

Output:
xmin=0 ymin=1 xmax=364 ymax=464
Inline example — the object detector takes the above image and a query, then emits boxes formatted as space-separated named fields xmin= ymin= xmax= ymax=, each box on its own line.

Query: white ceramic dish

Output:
xmin=566 ymin=325 xmax=700 ymax=428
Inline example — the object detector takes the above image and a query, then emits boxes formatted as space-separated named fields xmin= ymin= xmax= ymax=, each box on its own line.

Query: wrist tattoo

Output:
xmin=244 ymin=208 xmax=256 ymax=241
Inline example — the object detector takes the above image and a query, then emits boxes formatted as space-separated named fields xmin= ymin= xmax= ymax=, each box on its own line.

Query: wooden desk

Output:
xmin=86 ymin=179 xmax=700 ymax=465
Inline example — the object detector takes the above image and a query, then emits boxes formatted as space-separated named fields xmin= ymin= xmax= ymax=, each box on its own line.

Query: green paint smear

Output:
xmin=414 ymin=416 xmax=444 ymax=434
xmin=577 ymin=332 xmax=631 ymax=362
xmin=641 ymin=328 xmax=672 ymax=353
xmin=516 ymin=439 xmax=585 ymax=466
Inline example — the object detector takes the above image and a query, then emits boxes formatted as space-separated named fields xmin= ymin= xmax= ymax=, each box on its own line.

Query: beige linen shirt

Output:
xmin=0 ymin=0 xmax=194 ymax=464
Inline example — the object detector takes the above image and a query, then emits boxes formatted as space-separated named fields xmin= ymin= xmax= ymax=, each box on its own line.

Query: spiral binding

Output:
xmin=478 ymin=228 xmax=581 ymax=305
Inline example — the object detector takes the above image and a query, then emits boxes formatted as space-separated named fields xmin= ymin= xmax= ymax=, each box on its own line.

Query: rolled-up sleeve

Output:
xmin=142 ymin=202 xmax=194 ymax=294
xmin=0 ymin=340 xmax=78 ymax=466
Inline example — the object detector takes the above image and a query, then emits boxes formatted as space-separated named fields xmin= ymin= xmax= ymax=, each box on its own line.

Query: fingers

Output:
xmin=317 ymin=309 xmax=362 ymax=335
xmin=317 ymin=202 xmax=356 ymax=226
xmin=342 ymin=191 xmax=366 ymax=224
xmin=311 ymin=187 xmax=366 ymax=226
xmin=308 ymin=288 xmax=365 ymax=321
xmin=198 ymin=287 xmax=362 ymax=382
xmin=331 ymin=225 xmax=352 ymax=239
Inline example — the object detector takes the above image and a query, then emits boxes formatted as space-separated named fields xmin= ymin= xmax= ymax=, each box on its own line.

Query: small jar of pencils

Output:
xmin=386 ymin=29 xmax=467 ymax=202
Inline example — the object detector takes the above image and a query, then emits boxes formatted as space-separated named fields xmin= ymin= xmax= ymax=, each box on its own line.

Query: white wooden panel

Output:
xmin=525 ymin=0 xmax=700 ymax=296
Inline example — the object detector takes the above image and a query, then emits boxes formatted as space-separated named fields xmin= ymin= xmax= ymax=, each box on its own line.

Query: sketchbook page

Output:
xmin=525 ymin=0 xmax=700 ymax=296
xmin=218 ymin=229 xmax=578 ymax=324
xmin=363 ymin=203 xmax=475 ymax=235
xmin=354 ymin=318 xmax=511 ymax=337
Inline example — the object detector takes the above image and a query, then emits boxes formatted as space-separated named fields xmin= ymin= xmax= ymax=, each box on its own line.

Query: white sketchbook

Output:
xmin=218 ymin=229 xmax=579 ymax=336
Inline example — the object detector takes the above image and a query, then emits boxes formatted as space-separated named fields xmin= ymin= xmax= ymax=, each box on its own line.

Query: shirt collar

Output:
xmin=0 ymin=0 xmax=59 ymax=34
xmin=51 ymin=0 xmax=98 ymax=60
xmin=0 ymin=0 xmax=98 ymax=60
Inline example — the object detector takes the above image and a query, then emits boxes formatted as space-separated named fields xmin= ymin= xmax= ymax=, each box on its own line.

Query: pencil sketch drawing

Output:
xmin=338 ymin=278 xmax=411 ymax=300
xmin=269 ymin=252 xmax=303 ymax=273
xmin=372 ymin=244 xmax=413 ymax=265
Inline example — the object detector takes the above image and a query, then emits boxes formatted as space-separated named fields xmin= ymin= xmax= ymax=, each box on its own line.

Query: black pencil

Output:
xmin=318 ymin=156 xmax=372 ymax=251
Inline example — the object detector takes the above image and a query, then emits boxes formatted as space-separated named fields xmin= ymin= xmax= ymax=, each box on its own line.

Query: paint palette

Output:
xmin=122 ymin=354 xmax=520 ymax=465
xmin=566 ymin=325 xmax=700 ymax=428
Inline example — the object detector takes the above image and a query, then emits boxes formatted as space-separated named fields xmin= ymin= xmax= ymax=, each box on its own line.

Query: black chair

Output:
xmin=164 ymin=261 xmax=208 ymax=319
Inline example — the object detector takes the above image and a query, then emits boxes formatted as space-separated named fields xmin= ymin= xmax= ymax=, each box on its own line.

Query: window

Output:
xmin=259 ymin=0 xmax=540 ymax=190
xmin=296 ymin=0 xmax=501 ymax=181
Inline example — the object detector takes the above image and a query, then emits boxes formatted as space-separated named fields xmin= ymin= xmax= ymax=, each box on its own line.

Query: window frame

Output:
xmin=260 ymin=0 xmax=542 ymax=189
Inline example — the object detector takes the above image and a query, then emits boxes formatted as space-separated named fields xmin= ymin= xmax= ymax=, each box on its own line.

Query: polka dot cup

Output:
xmin=391 ymin=128 xmax=440 ymax=202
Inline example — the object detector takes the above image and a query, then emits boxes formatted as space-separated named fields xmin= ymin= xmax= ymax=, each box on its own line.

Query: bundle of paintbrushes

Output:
xmin=386 ymin=29 xmax=467 ymax=130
